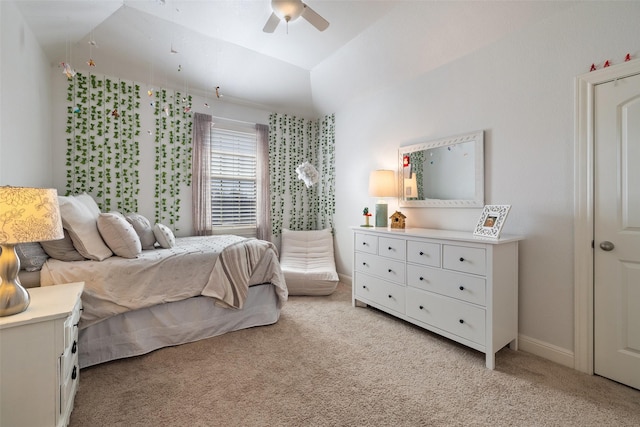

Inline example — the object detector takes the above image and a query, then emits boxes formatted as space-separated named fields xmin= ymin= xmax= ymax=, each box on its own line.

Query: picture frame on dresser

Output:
xmin=473 ymin=205 xmax=511 ymax=238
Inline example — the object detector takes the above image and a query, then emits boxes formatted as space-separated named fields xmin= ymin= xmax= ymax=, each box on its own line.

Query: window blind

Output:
xmin=210 ymin=126 xmax=257 ymax=232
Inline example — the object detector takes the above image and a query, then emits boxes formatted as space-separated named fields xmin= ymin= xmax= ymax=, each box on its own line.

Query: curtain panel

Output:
xmin=192 ymin=113 xmax=213 ymax=235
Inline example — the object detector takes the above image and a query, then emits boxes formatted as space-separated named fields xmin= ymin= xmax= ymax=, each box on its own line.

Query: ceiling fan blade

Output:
xmin=301 ymin=3 xmax=329 ymax=31
xmin=263 ymin=12 xmax=280 ymax=33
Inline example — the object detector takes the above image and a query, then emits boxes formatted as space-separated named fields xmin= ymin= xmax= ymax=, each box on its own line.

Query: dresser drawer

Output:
xmin=355 ymin=233 xmax=378 ymax=254
xmin=378 ymin=237 xmax=406 ymax=261
xmin=407 ymin=240 xmax=441 ymax=267
xmin=355 ymin=252 xmax=405 ymax=284
xmin=406 ymin=288 xmax=486 ymax=345
xmin=355 ymin=272 xmax=405 ymax=314
xmin=407 ymin=264 xmax=486 ymax=306
xmin=443 ymin=244 xmax=486 ymax=276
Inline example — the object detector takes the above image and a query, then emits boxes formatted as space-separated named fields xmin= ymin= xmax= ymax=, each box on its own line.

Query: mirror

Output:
xmin=399 ymin=130 xmax=484 ymax=208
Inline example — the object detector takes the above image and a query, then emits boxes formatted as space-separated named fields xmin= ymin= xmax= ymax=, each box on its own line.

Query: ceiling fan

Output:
xmin=263 ymin=0 xmax=329 ymax=33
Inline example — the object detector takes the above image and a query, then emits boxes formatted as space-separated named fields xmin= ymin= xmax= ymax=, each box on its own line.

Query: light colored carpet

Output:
xmin=70 ymin=282 xmax=640 ymax=426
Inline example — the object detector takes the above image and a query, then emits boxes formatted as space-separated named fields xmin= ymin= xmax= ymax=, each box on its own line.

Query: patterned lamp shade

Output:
xmin=0 ymin=187 xmax=64 ymax=244
xmin=0 ymin=187 xmax=64 ymax=316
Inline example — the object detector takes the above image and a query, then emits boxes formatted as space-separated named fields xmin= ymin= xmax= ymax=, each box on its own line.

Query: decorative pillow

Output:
xmin=97 ymin=212 xmax=142 ymax=259
xmin=14 ymin=242 xmax=49 ymax=271
xmin=76 ymin=192 xmax=102 ymax=217
xmin=58 ymin=195 xmax=112 ymax=261
xmin=153 ymin=223 xmax=176 ymax=249
xmin=125 ymin=213 xmax=156 ymax=250
xmin=40 ymin=230 xmax=86 ymax=261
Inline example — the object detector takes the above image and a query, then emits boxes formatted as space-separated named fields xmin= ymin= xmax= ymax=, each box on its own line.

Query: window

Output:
xmin=209 ymin=125 xmax=257 ymax=237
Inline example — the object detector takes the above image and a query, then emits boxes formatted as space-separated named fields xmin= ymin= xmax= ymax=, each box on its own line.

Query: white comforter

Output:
xmin=40 ymin=235 xmax=287 ymax=328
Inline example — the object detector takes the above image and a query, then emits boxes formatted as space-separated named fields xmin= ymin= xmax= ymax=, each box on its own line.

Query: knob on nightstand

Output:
xmin=459 ymin=257 xmax=465 ymax=262
xmin=72 ymin=341 xmax=77 ymax=354
xmin=459 ymin=319 xmax=464 ymax=324
xmin=419 ymin=251 xmax=424 ymax=255
xmin=459 ymin=285 xmax=464 ymax=291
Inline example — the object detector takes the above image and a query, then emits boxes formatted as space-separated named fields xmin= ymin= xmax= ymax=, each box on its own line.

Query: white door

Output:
xmin=594 ymin=71 xmax=640 ymax=390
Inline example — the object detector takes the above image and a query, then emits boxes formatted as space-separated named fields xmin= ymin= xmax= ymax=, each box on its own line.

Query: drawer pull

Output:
xmin=388 ymin=269 xmax=393 ymax=273
xmin=362 ymin=285 xmax=367 ymax=289
xmin=419 ymin=251 xmax=424 ymax=255
xmin=362 ymin=262 xmax=367 ymax=266
xmin=459 ymin=285 xmax=465 ymax=291
xmin=459 ymin=257 xmax=465 ymax=262
xmin=388 ymin=294 xmax=393 ymax=299
xmin=419 ymin=305 xmax=424 ymax=310
xmin=72 ymin=341 xmax=77 ymax=354
xmin=388 ymin=246 xmax=392 ymax=251
xmin=419 ymin=276 xmax=424 ymax=281
xmin=362 ymin=242 xmax=368 ymax=246
xmin=72 ymin=366 xmax=77 ymax=380
xmin=459 ymin=319 xmax=464 ymax=324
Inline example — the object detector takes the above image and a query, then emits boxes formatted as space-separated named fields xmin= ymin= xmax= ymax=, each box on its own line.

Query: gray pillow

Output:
xmin=40 ymin=230 xmax=86 ymax=261
xmin=125 ymin=213 xmax=156 ymax=250
xmin=14 ymin=242 xmax=49 ymax=271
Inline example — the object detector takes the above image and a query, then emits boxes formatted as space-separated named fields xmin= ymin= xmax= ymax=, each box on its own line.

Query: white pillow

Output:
xmin=76 ymin=192 xmax=102 ymax=217
xmin=97 ymin=212 xmax=142 ymax=258
xmin=153 ymin=223 xmax=176 ymax=249
xmin=58 ymin=195 xmax=112 ymax=261
xmin=125 ymin=213 xmax=156 ymax=250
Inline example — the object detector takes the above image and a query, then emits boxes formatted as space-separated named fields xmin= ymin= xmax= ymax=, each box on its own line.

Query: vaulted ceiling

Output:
xmin=15 ymin=0 xmax=575 ymax=117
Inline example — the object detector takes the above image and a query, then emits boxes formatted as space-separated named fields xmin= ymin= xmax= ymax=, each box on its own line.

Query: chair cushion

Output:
xmin=280 ymin=228 xmax=338 ymax=296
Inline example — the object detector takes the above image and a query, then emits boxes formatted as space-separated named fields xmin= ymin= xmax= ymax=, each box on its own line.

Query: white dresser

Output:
xmin=0 ymin=282 xmax=84 ymax=427
xmin=352 ymin=227 xmax=522 ymax=369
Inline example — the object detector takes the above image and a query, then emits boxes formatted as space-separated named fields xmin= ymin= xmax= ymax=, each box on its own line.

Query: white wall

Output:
xmin=0 ymin=1 xmax=53 ymax=186
xmin=314 ymin=2 xmax=640 ymax=360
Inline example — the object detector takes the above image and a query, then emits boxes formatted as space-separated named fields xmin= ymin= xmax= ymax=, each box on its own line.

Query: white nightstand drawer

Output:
xmin=407 ymin=264 xmax=486 ymax=306
xmin=406 ymin=288 xmax=486 ymax=345
xmin=355 ymin=252 xmax=405 ymax=284
xmin=378 ymin=237 xmax=406 ymax=260
xmin=355 ymin=233 xmax=378 ymax=254
xmin=443 ymin=245 xmax=486 ymax=276
xmin=355 ymin=272 xmax=405 ymax=314
xmin=407 ymin=240 xmax=441 ymax=267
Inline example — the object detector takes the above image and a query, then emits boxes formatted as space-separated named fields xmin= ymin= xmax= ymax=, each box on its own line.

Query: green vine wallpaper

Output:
xmin=65 ymin=73 xmax=192 ymax=228
xmin=268 ymin=113 xmax=335 ymax=236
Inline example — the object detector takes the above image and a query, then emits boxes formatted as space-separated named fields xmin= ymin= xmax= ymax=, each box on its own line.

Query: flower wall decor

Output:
xmin=65 ymin=72 xmax=192 ymax=229
xmin=268 ymin=113 xmax=335 ymax=236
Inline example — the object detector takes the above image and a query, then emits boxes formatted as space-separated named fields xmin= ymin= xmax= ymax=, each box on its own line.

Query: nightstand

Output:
xmin=0 ymin=282 xmax=84 ymax=427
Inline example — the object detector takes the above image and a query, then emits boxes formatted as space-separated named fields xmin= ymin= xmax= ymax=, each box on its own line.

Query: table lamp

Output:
xmin=0 ymin=187 xmax=64 ymax=316
xmin=368 ymin=170 xmax=396 ymax=228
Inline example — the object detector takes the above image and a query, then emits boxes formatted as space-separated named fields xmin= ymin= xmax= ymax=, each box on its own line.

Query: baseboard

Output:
xmin=338 ymin=273 xmax=352 ymax=286
xmin=518 ymin=334 xmax=574 ymax=368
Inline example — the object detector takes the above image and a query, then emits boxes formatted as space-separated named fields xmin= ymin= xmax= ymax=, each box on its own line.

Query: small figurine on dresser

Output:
xmin=390 ymin=211 xmax=406 ymax=229
xmin=362 ymin=207 xmax=373 ymax=227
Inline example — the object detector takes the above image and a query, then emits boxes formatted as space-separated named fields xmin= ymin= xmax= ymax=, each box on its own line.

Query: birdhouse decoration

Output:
xmin=390 ymin=211 xmax=406 ymax=229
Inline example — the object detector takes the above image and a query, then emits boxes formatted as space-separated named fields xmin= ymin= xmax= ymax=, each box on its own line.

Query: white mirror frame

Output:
xmin=398 ymin=130 xmax=484 ymax=208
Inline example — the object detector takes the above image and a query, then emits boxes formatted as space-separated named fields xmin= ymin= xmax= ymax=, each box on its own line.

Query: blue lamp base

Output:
xmin=375 ymin=203 xmax=388 ymax=228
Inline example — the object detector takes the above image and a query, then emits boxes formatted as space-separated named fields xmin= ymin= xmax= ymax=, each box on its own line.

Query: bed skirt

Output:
xmin=78 ymin=283 xmax=280 ymax=368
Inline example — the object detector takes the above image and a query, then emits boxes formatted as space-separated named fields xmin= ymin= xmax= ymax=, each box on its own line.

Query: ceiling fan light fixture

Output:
xmin=271 ymin=0 xmax=304 ymax=22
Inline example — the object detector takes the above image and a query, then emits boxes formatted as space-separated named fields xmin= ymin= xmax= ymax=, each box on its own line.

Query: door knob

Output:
xmin=599 ymin=241 xmax=615 ymax=251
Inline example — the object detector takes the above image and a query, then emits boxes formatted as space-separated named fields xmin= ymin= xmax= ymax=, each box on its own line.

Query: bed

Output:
xmin=39 ymin=235 xmax=288 ymax=368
